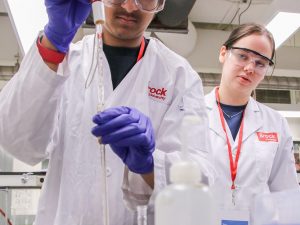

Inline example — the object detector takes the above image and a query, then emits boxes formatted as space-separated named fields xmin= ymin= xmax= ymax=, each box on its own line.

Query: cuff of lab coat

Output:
xmin=122 ymin=167 xmax=152 ymax=210
xmin=29 ymin=41 xmax=67 ymax=86
xmin=122 ymin=149 xmax=167 ymax=210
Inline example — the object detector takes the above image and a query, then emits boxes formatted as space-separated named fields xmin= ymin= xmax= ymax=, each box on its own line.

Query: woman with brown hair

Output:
xmin=205 ymin=23 xmax=299 ymax=224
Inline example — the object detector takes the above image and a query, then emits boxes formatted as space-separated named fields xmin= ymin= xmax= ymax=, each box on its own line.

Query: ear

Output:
xmin=219 ymin=46 xmax=227 ymax=64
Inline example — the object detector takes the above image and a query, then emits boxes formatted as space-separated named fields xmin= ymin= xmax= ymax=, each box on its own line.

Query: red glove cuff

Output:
xmin=36 ymin=36 xmax=66 ymax=64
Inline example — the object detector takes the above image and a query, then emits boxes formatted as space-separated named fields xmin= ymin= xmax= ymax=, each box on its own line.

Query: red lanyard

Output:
xmin=215 ymin=87 xmax=245 ymax=190
xmin=137 ymin=38 xmax=146 ymax=62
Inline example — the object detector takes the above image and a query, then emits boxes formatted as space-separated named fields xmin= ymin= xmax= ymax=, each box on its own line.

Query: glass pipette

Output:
xmin=91 ymin=1 xmax=109 ymax=225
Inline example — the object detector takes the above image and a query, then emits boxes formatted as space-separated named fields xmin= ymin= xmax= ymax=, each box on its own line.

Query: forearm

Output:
xmin=141 ymin=172 xmax=154 ymax=189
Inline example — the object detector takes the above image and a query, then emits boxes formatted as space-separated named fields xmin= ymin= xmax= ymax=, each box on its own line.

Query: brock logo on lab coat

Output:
xmin=148 ymin=85 xmax=168 ymax=101
xmin=256 ymin=132 xmax=278 ymax=142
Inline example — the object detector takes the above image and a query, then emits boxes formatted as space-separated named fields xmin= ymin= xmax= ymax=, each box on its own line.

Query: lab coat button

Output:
xmin=106 ymin=167 xmax=112 ymax=177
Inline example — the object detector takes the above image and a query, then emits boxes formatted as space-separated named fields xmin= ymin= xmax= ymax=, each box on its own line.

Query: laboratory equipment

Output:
xmin=0 ymin=207 xmax=12 ymax=225
xmin=85 ymin=0 xmax=105 ymax=88
xmin=89 ymin=1 xmax=109 ymax=225
xmin=137 ymin=205 xmax=147 ymax=225
xmin=0 ymin=172 xmax=45 ymax=188
xmin=155 ymin=116 xmax=218 ymax=225
xmin=250 ymin=187 xmax=300 ymax=225
xmin=0 ymin=171 xmax=45 ymax=225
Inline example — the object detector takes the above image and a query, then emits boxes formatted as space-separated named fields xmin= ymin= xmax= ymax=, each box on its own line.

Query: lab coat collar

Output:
xmin=242 ymin=95 xmax=262 ymax=143
xmin=205 ymin=88 xmax=227 ymax=141
xmin=103 ymin=38 xmax=154 ymax=109
xmin=205 ymin=88 xmax=263 ymax=143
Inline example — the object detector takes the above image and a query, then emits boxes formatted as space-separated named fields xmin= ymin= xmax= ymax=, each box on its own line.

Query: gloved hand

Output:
xmin=44 ymin=0 xmax=91 ymax=53
xmin=91 ymin=106 xmax=155 ymax=174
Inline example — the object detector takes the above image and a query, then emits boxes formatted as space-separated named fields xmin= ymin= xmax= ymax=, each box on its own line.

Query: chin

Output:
xmin=115 ymin=33 xmax=138 ymax=40
xmin=115 ymin=29 xmax=143 ymax=40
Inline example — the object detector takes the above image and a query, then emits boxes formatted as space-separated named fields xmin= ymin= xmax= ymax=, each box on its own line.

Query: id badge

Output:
xmin=219 ymin=209 xmax=249 ymax=225
xmin=222 ymin=220 xmax=248 ymax=225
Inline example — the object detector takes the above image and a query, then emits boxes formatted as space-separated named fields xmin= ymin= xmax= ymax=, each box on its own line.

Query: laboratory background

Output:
xmin=0 ymin=0 xmax=300 ymax=224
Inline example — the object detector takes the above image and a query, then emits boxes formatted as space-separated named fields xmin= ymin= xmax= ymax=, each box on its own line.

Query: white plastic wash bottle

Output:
xmin=155 ymin=115 xmax=217 ymax=225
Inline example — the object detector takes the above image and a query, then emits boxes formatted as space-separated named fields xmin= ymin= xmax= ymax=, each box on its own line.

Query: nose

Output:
xmin=243 ymin=60 xmax=255 ymax=74
xmin=121 ymin=0 xmax=139 ymax=13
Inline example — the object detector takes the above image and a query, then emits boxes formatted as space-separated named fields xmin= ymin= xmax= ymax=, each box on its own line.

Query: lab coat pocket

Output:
xmin=254 ymin=141 xmax=279 ymax=183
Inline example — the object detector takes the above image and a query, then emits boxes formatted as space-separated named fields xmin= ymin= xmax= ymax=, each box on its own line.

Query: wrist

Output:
xmin=129 ymin=155 xmax=154 ymax=174
xmin=41 ymin=35 xmax=57 ymax=51
xmin=36 ymin=35 xmax=66 ymax=64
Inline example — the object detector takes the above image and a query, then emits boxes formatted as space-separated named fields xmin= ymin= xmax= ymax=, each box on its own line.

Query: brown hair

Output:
xmin=223 ymin=23 xmax=276 ymax=60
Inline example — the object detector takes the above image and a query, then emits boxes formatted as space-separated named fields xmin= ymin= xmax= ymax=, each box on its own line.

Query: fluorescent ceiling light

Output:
xmin=266 ymin=12 xmax=300 ymax=49
xmin=4 ymin=0 xmax=48 ymax=56
xmin=278 ymin=111 xmax=300 ymax=118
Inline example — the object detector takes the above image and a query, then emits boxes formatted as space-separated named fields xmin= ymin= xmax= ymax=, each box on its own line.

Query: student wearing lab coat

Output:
xmin=0 ymin=0 xmax=213 ymax=225
xmin=205 ymin=23 xmax=299 ymax=224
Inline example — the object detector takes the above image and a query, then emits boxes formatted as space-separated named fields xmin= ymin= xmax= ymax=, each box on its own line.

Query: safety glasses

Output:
xmin=102 ymin=0 xmax=165 ymax=13
xmin=228 ymin=47 xmax=275 ymax=76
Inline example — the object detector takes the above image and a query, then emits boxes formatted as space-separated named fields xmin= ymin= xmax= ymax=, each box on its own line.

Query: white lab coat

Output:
xmin=0 ymin=35 xmax=213 ymax=225
xmin=205 ymin=88 xmax=299 ymax=222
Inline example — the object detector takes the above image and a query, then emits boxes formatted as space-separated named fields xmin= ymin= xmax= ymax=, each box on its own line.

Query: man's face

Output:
xmin=103 ymin=0 xmax=155 ymax=45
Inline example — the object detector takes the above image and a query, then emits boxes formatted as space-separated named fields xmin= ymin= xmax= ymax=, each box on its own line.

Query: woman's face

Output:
xmin=219 ymin=34 xmax=273 ymax=97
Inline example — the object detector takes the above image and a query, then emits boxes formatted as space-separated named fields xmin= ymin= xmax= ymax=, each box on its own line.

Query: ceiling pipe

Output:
xmin=157 ymin=0 xmax=196 ymax=27
xmin=155 ymin=20 xmax=198 ymax=57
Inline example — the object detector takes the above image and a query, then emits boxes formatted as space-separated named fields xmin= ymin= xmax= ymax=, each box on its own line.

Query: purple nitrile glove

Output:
xmin=91 ymin=106 xmax=155 ymax=174
xmin=44 ymin=0 xmax=91 ymax=53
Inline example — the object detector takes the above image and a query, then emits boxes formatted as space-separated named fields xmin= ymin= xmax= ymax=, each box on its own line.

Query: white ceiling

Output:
xmin=189 ymin=0 xmax=300 ymax=49
xmin=1 ymin=0 xmax=300 ymax=75
xmin=190 ymin=0 xmax=272 ymax=24
xmin=190 ymin=0 xmax=300 ymax=24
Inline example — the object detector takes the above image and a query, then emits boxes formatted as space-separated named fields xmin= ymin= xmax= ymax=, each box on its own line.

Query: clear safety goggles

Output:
xmin=228 ymin=47 xmax=275 ymax=76
xmin=102 ymin=0 xmax=165 ymax=13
